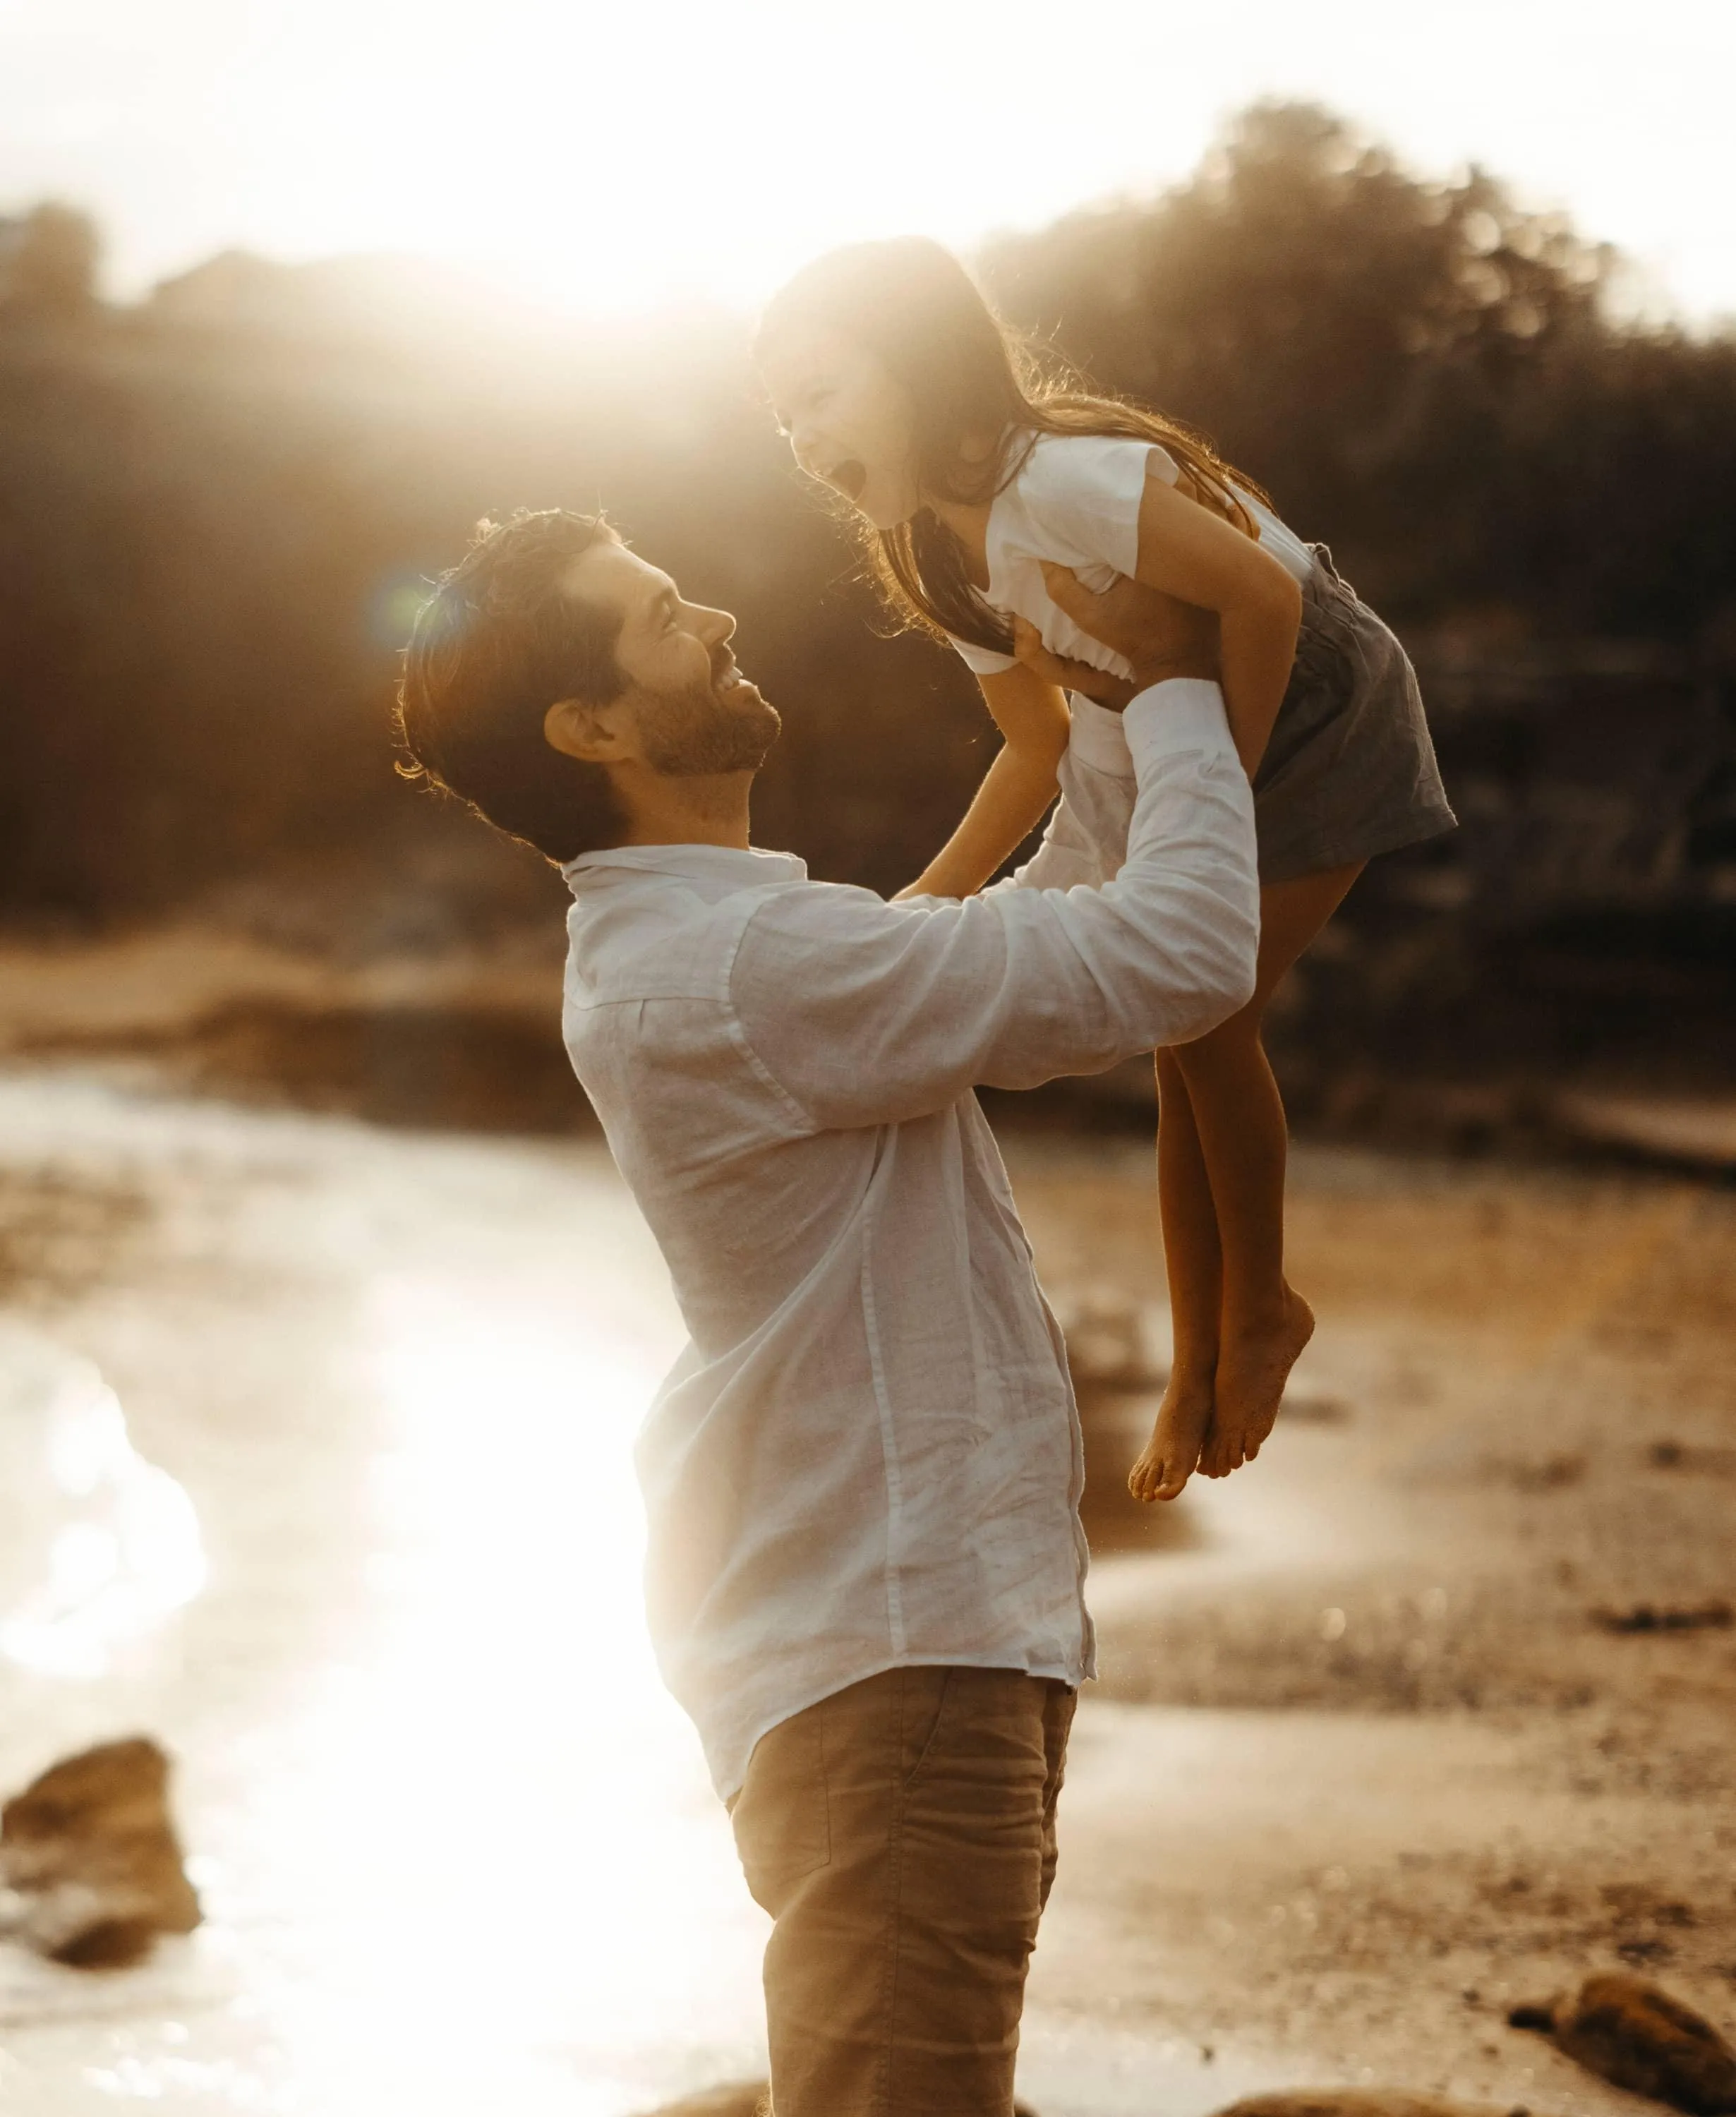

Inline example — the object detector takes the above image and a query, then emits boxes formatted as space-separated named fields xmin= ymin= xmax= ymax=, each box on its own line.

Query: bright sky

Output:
xmin=2 ymin=0 xmax=1732 ymax=327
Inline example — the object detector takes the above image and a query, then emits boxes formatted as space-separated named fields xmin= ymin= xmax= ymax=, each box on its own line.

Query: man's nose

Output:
xmin=699 ymin=604 xmax=736 ymax=647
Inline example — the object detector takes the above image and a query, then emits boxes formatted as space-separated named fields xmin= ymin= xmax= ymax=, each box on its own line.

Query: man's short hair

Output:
xmin=397 ymin=509 xmax=627 ymax=864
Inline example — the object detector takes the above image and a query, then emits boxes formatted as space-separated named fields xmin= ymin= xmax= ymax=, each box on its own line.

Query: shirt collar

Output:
xmin=562 ymin=843 xmax=808 ymax=892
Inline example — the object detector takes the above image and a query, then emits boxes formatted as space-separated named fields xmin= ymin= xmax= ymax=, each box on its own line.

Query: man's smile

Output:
xmin=712 ymin=649 xmax=765 ymax=706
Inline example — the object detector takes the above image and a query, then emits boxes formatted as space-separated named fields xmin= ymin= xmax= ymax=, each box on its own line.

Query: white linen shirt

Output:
xmin=946 ymin=431 xmax=1315 ymax=684
xmin=560 ymin=682 xmax=1258 ymax=1799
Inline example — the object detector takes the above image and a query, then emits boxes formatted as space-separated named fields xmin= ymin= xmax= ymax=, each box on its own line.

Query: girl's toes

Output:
xmin=1131 ymin=1449 xmax=1172 ymax=1504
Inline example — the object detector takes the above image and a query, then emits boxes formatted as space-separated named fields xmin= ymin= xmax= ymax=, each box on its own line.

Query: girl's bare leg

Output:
xmin=1174 ymin=1017 xmax=1311 ymax=1478
xmin=1128 ymin=1051 xmax=1224 ymax=1502
xmin=1175 ymin=860 xmax=1366 ymax=1480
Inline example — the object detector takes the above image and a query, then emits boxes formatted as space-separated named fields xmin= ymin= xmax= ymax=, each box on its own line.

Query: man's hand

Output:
xmin=1012 ymin=564 xmax=1221 ymax=711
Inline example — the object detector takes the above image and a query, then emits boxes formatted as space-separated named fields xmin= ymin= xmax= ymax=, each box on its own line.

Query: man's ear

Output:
xmin=545 ymin=694 xmax=632 ymax=766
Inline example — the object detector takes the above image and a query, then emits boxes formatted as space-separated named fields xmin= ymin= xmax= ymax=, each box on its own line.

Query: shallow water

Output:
xmin=7 ymin=1070 xmax=1725 ymax=2117
xmin=0 ymin=1074 xmax=1279 ymax=2117
xmin=0 ymin=1075 xmax=767 ymax=2114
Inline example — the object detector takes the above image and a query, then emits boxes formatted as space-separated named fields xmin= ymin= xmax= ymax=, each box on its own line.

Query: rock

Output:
xmin=1591 ymin=1601 xmax=1733 ymax=1636
xmin=1508 ymin=1972 xmax=1736 ymax=2113
xmin=634 ymin=2089 xmax=1039 ymax=2117
xmin=1279 ymin=1382 xmax=1351 ymax=1425
xmin=1550 ymin=1092 xmax=1736 ymax=1173
xmin=634 ymin=2090 xmax=768 ymax=2117
xmin=1646 ymin=1440 xmax=1736 ymax=1478
xmin=1211 ymin=2094 xmax=1514 ymax=2117
xmin=0 ymin=1736 xmax=201 ymax=1968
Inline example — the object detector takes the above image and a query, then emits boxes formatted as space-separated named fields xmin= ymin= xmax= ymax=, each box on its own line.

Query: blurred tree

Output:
xmin=979 ymin=102 xmax=1736 ymax=631
xmin=0 ymin=290 xmax=989 ymax=919
xmin=0 ymin=102 xmax=1732 ymax=944
xmin=0 ymin=203 xmax=102 ymax=322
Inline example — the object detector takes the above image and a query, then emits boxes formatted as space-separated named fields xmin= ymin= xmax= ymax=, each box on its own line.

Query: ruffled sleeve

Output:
xmin=944 ymin=629 xmax=1018 ymax=676
xmin=1015 ymin=434 xmax=1177 ymax=577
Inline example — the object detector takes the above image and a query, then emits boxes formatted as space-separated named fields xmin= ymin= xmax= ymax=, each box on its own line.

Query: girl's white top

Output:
xmin=947 ymin=432 xmax=1314 ymax=684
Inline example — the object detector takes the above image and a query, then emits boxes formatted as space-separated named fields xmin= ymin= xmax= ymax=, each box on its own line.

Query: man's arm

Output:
xmin=893 ymin=689 xmax=1131 ymax=901
xmin=993 ymin=693 xmax=1135 ymax=895
xmin=991 ymin=565 xmax=1223 ymax=895
xmin=728 ymin=678 xmax=1258 ymax=1132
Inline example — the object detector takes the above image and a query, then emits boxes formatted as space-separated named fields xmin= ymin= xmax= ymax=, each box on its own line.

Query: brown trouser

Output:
xmin=728 ymin=1665 xmax=1076 ymax=2117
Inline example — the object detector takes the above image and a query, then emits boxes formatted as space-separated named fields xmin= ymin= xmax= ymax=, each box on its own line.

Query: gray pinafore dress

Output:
xmin=1253 ymin=545 xmax=1455 ymax=883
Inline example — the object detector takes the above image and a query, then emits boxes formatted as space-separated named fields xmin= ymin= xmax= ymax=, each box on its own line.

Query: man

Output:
xmin=397 ymin=509 xmax=1258 ymax=2116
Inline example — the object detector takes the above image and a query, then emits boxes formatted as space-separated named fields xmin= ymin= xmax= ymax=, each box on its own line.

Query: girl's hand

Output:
xmin=1013 ymin=567 xmax=1220 ymax=711
xmin=1010 ymin=615 xmax=1135 ymax=707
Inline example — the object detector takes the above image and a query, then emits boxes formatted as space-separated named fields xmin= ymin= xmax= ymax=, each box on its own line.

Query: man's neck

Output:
xmin=613 ymin=767 xmax=754 ymax=852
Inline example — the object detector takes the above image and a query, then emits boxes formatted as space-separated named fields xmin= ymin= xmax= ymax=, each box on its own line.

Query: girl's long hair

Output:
xmin=759 ymin=236 xmax=1270 ymax=659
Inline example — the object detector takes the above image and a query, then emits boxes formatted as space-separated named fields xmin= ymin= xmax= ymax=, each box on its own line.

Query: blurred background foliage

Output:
xmin=3 ymin=102 xmax=1732 ymax=1121
xmin=984 ymin=103 xmax=1736 ymax=639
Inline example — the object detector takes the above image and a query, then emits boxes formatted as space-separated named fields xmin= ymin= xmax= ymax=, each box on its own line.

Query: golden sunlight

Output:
xmin=235 ymin=1270 xmax=770 ymax=2114
xmin=6 ymin=0 xmax=1733 ymax=318
xmin=213 ymin=0 xmax=1063 ymax=315
xmin=133 ymin=0 xmax=1724 ymax=322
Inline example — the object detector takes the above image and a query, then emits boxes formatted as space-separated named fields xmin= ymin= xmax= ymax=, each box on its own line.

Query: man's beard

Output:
xmin=636 ymin=661 xmax=781 ymax=777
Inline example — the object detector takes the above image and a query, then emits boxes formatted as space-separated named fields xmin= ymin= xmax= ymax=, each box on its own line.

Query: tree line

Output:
xmin=2 ymin=101 xmax=1732 ymax=937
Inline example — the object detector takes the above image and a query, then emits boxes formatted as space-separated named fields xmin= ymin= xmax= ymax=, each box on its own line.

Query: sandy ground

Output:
xmin=1007 ymin=1135 xmax=1736 ymax=2111
xmin=0 ymin=1061 xmax=1732 ymax=2115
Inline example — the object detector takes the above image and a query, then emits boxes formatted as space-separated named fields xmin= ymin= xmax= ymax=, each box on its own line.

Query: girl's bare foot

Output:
xmin=1128 ymin=1370 xmax=1215 ymax=1502
xmin=1199 ymin=1287 xmax=1314 ymax=1478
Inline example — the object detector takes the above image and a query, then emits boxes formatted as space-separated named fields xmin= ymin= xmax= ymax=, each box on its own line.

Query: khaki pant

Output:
xmin=728 ymin=1665 xmax=1075 ymax=2116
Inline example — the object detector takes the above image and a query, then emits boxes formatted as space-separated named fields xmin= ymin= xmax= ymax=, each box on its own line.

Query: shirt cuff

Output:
xmin=1063 ymin=694 xmax=1135 ymax=776
xmin=1121 ymin=678 xmax=1236 ymax=768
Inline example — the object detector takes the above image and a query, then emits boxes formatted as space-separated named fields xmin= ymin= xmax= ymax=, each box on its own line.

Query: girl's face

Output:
xmin=759 ymin=321 xmax=922 ymax=531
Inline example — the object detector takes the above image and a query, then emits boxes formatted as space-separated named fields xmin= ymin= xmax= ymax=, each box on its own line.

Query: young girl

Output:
xmin=757 ymin=237 xmax=1454 ymax=1502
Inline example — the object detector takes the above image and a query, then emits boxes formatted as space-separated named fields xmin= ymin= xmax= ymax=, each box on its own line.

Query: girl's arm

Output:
xmin=896 ymin=663 xmax=1071 ymax=899
xmin=1133 ymin=466 xmax=1302 ymax=778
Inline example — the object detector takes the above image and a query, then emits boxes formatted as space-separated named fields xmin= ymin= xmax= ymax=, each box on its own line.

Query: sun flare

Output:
xmin=8 ymin=0 xmax=1731 ymax=322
